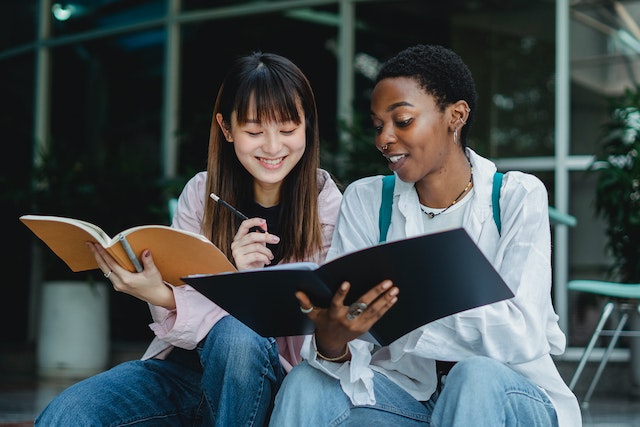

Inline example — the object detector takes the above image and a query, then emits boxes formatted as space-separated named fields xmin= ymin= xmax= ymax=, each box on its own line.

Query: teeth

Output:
xmin=388 ymin=154 xmax=406 ymax=163
xmin=261 ymin=157 xmax=283 ymax=165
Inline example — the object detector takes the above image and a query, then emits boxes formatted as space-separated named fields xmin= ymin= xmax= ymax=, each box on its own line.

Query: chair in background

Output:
xmin=568 ymin=280 xmax=640 ymax=408
xmin=548 ymin=206 xmax=577 ymax=227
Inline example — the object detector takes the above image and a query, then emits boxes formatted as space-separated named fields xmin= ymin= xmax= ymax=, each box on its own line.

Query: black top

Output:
xmin=244 ymin=202 xmax=282 ymax=266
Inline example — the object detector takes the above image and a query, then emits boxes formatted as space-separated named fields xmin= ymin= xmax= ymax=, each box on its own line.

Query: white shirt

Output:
xmin=300 ymin=148 xmax=581 ymax=427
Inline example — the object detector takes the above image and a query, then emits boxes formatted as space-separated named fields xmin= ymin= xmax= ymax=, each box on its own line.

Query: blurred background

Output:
xmin=1 ymin=0 xmax=637 ymax=380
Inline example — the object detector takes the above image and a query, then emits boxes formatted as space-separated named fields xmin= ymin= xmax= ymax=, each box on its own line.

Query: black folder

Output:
xmin=183 ymin=228 xmax=514 ymax=346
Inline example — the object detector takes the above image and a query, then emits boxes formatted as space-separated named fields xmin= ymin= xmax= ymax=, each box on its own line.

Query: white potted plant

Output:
xmin=30 ymin=145 xmax=110 ymax=379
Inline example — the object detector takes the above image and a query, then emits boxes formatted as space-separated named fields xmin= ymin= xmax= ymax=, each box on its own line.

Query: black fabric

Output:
xmin=244 ymin=202 xmax=282 ymax=265
xmin=436 ymin=360 xmax=457 ymax=391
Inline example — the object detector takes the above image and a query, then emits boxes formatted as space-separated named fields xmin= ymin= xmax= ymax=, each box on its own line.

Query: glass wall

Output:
xmin=1 ymin=0 xmax=631 ymax=351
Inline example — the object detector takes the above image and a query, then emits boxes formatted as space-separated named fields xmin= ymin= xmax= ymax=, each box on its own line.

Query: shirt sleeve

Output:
xmin=301 ymin=335 xmax=378 ymax=405
xmin=146 ymin=172 xmax=230 ymax=350
xmin=148 ymin=282 xmax=229 ymax=349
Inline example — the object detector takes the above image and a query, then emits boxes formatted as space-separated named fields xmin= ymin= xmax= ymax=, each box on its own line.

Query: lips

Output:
xmin=384 ymin=153 xmax=408 ymax=172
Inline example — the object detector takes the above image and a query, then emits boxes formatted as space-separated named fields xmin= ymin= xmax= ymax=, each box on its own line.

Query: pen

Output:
xmin=210 ymin=193 xmax=266 ymax=233
xmin=118 ymin=234 xmax=144 ymax=272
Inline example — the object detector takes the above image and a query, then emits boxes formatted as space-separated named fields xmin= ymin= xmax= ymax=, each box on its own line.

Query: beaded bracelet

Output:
xmin=316 ymin=344 xmax=350 ymax=362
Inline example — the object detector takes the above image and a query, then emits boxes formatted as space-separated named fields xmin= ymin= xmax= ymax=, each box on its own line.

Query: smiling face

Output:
xmin=216 ymin=97 xmax=306 ymax=204
xmin=370 ymin=76 xmax=460 ymax=184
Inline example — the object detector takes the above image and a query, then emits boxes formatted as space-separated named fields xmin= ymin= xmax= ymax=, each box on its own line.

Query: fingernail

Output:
xmin=382 ymin=281 xmax=392 ymax=289
xmin=270 ymin=235 xmax=280 ymax=243
xmin=390 ymin=288 xmax=399 ymax=296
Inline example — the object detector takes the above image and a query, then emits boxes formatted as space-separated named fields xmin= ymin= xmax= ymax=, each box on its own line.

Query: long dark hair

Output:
xmin=201 ymin=51 xmax=322 ymax=263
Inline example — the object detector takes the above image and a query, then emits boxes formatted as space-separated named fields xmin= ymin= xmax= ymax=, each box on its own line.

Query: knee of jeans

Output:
xmin=36 ymin=401 xmax=87 ymax=425
xmin=279 ymin=362 xmax=323 ymax=396
xmin=200 ymin=317 xmax=274 ymax=355
xmin=448 ymin=356 xmax=505 ymax=385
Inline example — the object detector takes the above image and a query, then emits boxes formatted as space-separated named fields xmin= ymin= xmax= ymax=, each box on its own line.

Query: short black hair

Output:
xmin=376 ymin=44 xmax=478 ymax=147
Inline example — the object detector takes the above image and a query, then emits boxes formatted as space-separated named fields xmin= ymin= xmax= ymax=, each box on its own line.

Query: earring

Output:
xmin=453 ymin=128 xmax=458 ymax=143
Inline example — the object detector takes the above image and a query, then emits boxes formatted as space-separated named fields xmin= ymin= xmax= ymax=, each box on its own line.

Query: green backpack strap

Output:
xmin=492 ymin=171 xmax=503 ymax=235
xmin=379 ymin=171 xmax=503 ymax=241
xmin=379 ymin=175 xmax=395 ymax=243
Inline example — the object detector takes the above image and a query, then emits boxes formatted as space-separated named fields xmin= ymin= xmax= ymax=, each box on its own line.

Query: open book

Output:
xmin=20 ymin=214 xmax=236 ymax=285
xmin=182 ymin=228 xmax=514 ymax=346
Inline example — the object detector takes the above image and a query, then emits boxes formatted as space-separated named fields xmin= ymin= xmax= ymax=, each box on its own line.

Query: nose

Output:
xmin=376 ymin=125 xmax=395 ymax=152
xmin=262 ymin=131 xmax=283 ymax=154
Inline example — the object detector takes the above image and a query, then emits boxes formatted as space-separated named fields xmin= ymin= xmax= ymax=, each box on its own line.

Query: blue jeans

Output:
xmin=36 ymin=316 xmax=285 ymax=426
xmin=269 ymin=356 xmax=559 ymax=426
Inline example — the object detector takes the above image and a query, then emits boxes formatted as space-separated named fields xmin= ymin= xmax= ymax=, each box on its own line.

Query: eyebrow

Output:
xmin=371 ymin=101 xmax=414 ymax=116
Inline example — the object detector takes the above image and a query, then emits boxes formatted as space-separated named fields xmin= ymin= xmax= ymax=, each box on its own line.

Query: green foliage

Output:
xmin=592 ymin=87 xmax=640 ymax=283
xmin=30 ymin=138 xmax=169 ymax=280
xmin=320 ymin=113 xmax=390 ymax=188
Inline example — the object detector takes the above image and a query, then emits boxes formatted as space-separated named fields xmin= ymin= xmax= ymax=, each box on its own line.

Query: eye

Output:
xmin=246 ymin=131 xmax=262 ymax=136
xmin=396 ymin=118 xmax=413 ymax=128
xmin=280 ymin=128 xmax=297 ymax=135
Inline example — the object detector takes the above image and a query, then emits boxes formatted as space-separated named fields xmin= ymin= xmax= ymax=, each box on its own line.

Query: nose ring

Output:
xmin=382 ymin=144 xmax=388 ymax=151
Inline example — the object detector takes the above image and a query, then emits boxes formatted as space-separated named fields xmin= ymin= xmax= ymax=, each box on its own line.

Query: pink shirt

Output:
xmin=141 ymin=169 xmax=342 ymax=372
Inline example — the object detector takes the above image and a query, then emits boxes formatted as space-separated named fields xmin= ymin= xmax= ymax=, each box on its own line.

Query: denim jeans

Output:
xmin=36 ymin=316 xmax=285 ymax=426
xmin=269 ymin=356 xmax=559 ymax=426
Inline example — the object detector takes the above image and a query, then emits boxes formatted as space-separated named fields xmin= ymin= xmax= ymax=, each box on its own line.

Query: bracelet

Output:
xmin=316 ymin=344 xmax=350 ymax=362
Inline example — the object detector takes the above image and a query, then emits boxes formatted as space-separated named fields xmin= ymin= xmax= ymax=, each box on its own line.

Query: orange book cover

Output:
xmin=20 ymin=214 xmax=236 ymax=285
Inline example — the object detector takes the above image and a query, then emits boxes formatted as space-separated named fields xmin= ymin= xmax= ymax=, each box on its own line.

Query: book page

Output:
xmin=245 ymin=261 xmax=319 ymax=272
xmin=119 ymin=224 xmax=211 ymax=243
xmin=21 ymin=215 xmax=111 ymax=243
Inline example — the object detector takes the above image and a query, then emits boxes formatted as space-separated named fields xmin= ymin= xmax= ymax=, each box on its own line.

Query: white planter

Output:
xmin=37 ymin=280 xmax=110 ymax=379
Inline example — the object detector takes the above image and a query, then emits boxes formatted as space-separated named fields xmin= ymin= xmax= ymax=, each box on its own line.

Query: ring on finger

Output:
xmin=104 ymin=270 xmax=112 ymax=279
xmin=346 ymin=302 xmax=367 ymax=320
xmin=300 ymin=305 xmax=314 ymax=314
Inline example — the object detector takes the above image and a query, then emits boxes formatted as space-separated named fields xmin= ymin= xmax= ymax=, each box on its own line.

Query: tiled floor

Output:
xmin=2 ymin=345 xmax=640 ymax=426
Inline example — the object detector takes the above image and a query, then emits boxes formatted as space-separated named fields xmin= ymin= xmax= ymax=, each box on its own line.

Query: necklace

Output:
xmin=421 ymin=162 xmax=473 ymax=219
